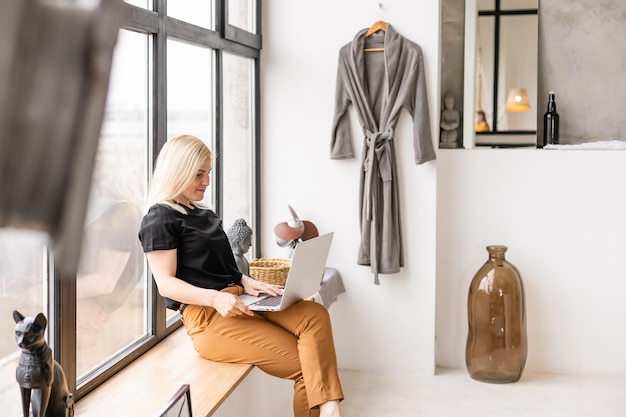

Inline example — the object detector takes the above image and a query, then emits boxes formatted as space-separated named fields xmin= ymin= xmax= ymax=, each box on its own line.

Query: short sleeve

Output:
xmin=138 ymin=204 xmax=180 ymax=252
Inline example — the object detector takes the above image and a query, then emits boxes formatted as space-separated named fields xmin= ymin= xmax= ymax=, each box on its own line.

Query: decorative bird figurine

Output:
xmin=274 ymin=205 xmax=319 ymax=256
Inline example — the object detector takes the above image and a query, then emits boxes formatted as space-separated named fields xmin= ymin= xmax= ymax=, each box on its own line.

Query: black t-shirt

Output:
xmin=138 ymin=203 xmax=243 ymax=310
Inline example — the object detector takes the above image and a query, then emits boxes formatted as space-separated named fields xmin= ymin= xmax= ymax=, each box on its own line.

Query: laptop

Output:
xmin=239 ymin=232 xmax=333 ymax=312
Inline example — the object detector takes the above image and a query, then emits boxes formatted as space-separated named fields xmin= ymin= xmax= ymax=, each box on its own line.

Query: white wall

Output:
xmin=212 ymin=368 xmax=292 ymax=417
xmin=260 ymin=0 xmax=440 ymax=375
xmin=436 ymin=148 xmax=626 ymax=375
xmin=217 ymin=3 xmax=442 ymax=415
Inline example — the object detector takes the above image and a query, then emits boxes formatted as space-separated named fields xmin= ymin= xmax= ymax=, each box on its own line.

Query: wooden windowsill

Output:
xmin=75 ymin=328 xmax=254 ymax=417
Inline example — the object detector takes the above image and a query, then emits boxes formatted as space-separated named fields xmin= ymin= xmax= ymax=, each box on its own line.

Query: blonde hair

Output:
xmin=146 ymin=135 xmax=212 ymax=214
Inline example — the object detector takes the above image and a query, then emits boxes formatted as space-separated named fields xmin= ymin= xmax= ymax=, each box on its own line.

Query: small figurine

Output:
xmin=226 ymin=218 xmax=253 ymax=275
xmin=13 ymin=310 xmax=74 ymax=417
xmin=440 ymin=92 xmax=460 ymax=148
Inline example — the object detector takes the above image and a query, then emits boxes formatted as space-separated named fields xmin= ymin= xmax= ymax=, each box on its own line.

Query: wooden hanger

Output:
xmin=364 ymin=20 xmax=387 ymax=52
xmin=365 ymin=20 xmax=388 ymax=37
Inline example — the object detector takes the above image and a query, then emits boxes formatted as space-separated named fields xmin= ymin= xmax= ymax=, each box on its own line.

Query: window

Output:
xmin=0 ymin=1 xmax=261 ymax=411
xmin=474 ymin=0 xmax=538 ymax=146
xmin=76 ymin=28 xmax=149 ymax=379
xmin=227 ymin=0 xmax=256 ymax=33
xmin=224 ymin=0 xmax=261 ymax=49
xmin=222 ymin=52 xmax=255 ymax=230
xmin=168 ymin=1 xmax=213 ymax=30
xmin=166 ymin=38 xmax=214 ymax=171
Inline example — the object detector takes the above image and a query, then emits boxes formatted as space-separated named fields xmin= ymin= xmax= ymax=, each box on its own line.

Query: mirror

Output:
xmin=463 ymin=0 xmax=539 ymax=148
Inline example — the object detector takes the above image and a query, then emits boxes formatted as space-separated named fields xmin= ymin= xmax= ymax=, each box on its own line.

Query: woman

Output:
xmin=138 ymin=135 xmax=344 ymax=417
xmin=475 ymin=110 xmax=490 ymax=132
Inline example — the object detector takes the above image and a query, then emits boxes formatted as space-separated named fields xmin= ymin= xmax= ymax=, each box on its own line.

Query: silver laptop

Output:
xmin=239 ymin=232 xmax=333 ymax=312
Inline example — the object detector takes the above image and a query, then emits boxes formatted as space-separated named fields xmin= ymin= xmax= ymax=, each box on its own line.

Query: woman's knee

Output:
xmin=298 ymin=299 xmax=328 ymax=314
xmin=296 ymin=300 xmax=331 ymax=326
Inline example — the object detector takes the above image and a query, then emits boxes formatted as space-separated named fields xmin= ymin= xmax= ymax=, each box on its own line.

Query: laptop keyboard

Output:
xmin=253 ymin=295 xmax=282 ymax=307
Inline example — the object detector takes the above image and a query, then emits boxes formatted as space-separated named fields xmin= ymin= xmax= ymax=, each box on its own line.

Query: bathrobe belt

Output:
xmin=363 ymin=128 xmax=394 ymax=221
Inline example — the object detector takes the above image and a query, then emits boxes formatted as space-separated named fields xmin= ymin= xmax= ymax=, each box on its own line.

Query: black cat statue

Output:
xmin=13 ymin=310 xmax=74 ymax=417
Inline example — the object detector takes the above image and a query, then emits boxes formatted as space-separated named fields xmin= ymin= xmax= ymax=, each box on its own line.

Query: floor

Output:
xmin=338 ymin=367 xmax=626 ymax=417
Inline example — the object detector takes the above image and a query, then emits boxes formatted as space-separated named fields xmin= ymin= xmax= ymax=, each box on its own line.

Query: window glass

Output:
xmin=0 ymin=229 xmax=47 ymax=416
xmin=222 ymin=53 xmax=253 ymax=233
xmin=476 ymin=15 xmax=495 ymax=126
xmin=76 ymin=29 xmax=149 ymax=379
xmin=498 ymin=14 xmax=538 ymax=131
xmin=168 ymin=1 xmax=213 ymax=30
xmin=228 ymin=0 xmax=255 ymax=33
xmin=167 ymin=39 xmax=214 ymax=207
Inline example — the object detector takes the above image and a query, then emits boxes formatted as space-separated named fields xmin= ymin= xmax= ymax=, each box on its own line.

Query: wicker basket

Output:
xmin=249 ymin=258 xmax=291 ymax=286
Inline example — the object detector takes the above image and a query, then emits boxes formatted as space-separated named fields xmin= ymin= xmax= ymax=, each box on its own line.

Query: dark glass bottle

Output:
xmin=466 ymin=245 xmax=527 ymax=384
xmin=540 ymin=91 xmax=560 ymax=147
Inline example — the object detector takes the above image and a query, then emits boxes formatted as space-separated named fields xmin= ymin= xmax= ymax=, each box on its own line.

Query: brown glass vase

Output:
xmin=466 ymin=245 xmax=527 ymax=383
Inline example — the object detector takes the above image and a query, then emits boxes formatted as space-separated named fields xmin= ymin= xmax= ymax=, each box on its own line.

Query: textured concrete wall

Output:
xmin=538 ymin=0 xmax=626 ymax=144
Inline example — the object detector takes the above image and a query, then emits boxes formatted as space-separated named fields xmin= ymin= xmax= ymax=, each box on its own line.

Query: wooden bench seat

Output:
xmin=75 ymin=328 xmax=254 ymax=417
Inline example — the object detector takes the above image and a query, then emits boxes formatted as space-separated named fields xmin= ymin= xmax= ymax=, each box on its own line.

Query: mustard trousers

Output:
xmin=180 ymin=286 xmax=344 ymax=417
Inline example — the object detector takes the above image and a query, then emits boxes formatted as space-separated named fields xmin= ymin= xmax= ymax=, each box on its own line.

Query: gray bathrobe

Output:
xmin=331 ymin=25 xmax=436 ymax=284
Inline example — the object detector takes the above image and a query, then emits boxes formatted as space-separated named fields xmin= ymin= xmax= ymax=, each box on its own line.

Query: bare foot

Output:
xmin=319 ymin=400 xmax=342 ymax=417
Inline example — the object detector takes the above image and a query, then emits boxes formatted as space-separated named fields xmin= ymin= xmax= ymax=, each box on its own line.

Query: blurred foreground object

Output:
xmin=0 ymin=0 xmax=125 ymax=275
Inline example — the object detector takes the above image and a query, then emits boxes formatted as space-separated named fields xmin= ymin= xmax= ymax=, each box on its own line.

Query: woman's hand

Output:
xmin=241 ymin=274 xmax=284 ymax=297
xmin=210 ymin=290 xmax=254 ymax=317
